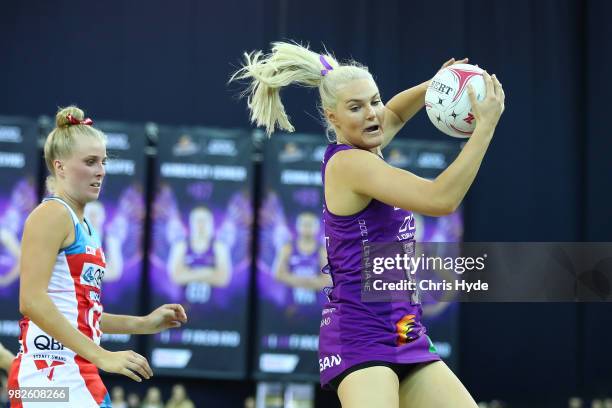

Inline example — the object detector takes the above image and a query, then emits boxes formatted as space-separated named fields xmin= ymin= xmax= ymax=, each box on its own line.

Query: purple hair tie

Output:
xmin=319 ymin=55 xmax=334 ymax=76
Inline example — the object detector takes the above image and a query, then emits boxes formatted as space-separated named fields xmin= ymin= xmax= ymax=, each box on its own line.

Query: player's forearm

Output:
xmin=20 ymin=295 xmax=105 ymax=364
xmin=433 ymin=123 xmax=495 ymax=212
xmin=100 ymin=313 xmax=145 ymax=335
xmin=385 ymin=81 xmax=429 ymax=123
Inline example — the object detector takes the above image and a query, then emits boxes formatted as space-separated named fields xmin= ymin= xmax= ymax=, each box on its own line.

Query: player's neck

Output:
xmin=53 ymin=192 xmax=85 ymax=222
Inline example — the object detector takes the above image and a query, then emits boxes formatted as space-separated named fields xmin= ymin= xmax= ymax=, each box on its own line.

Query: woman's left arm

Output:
xmin=101 ymin=304 xmax=187 ymax=335
xmin=381 ymin=58 xmax=468 ymax=149
xmin=99 ymin=313 xmax=144 ymax=335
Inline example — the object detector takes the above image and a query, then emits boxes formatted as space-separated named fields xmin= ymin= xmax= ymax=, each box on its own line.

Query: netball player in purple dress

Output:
xmin=232 ymin=42 xmax=504 ymax=407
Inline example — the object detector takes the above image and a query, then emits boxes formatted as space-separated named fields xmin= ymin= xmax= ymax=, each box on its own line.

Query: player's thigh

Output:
xmin=399 ymin=361 xmax=477 ymax=408
xmin=338 ymin=365 xmax=400 ymax=408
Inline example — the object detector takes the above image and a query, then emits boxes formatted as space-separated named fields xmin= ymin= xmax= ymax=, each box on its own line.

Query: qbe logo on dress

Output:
xmin=80 ymin=262 xmax=105 ymax=289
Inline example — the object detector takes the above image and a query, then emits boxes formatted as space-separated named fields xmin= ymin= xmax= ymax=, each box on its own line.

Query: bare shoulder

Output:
xmin=324 ymin=146 xmax=444 ymax=215
xmin=24 ymin=201 xmax=73 ymax=243
xmin=325 ymin=148 xmax=379 ymax=215
xmin=27 ymin=201 xmax=71 ymax=226
xmin=327 ymin=147 xmax=380 ymax=166
xmin=326 ymin=148 xmax=389 ymax=189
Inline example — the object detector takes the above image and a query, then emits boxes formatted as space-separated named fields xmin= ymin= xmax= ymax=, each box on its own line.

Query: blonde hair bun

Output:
xmin=55 ymin=106 xmax=85 ymax=128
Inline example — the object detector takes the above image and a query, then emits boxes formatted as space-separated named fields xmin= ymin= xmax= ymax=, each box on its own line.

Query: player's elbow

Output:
xmin=425 ymin=197 xmax=457 ymax=217
xmin=423 ymin=184 xmax=459 ymax=216
xmin=19 ymin=293 xmax=42 ymax=316
xmin=438 ymin=200 xmax=458 ymax=216
xmin=19 ymin=301 xmax=28 ymax=316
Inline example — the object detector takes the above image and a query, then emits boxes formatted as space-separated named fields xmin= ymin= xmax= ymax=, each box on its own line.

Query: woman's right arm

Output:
xmin=19 ymin=203 xmax=152 ymax=382
xmin=328 ymin=72 xmax=505 ymax=217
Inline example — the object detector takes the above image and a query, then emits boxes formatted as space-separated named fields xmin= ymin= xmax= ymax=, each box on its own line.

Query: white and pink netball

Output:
xmin=425 ymin=63 xmax=485 ymax=138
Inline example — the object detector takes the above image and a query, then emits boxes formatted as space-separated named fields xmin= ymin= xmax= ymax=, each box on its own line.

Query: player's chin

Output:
xmin=360 ymin=132 xmax=384 ymax=148
xmin=85 ymin=189 xmax=102 ymax=202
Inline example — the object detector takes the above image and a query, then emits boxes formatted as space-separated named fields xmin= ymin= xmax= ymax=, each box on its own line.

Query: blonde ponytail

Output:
xmin=231 ymin=42 xmax=335 ymax=135
xmin=232 ymin=41 xmax=374 ymax=137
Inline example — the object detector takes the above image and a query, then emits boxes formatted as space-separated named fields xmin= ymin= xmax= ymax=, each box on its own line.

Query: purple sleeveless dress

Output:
xmin=318 ymin=143 xmax=440 ymax=389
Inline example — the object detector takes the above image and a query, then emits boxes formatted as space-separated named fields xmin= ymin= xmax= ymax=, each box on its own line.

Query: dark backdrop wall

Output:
xmin=1 ymin=0 xmax=610 ymax=405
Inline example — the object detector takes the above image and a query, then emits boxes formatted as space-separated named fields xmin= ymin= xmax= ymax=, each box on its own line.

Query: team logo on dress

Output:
xmin=85 ymin=246 xmax=96 ymax=255
xmin=398 ymin=215 xmax=415 ymax=233
xmin=396 ymin=314 xmax=417 ymax=346
xmin=80 ymin=262 xmax=105 ymax=289
xmin=33 ymin=357 xmax=66 ymax=381
xmin=89 ymin=290 xmax=101 ymax=302
xmin=319 ymin=354 xmax=342 ymax=372
xmin=34 ymin=335 xmax=64 ymax=351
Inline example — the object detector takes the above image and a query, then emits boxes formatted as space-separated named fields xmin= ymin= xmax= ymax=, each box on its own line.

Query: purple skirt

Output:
xmin=318 ymin=298 xmax=440 ymax=389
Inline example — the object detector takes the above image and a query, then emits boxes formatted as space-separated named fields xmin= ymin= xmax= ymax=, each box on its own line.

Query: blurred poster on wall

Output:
xmin=255 ymin=134 xmax=329 ymax=381
xmin=88 ymin=122 xmax=148 ymax=352
xmin=148 ymin=126 xmax=253 ymax=378
xmin=0 ymin=116 xmax=39 ymax=354
xmin=283 ymin=383 xmax=314 ymax=408
xmin=256 ymin=382 xmax=284 ymax=408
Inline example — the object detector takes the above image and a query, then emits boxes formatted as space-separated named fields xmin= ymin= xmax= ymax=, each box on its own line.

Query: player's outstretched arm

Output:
xmin=101 ymin=304 xmax=187 ymax=335
xmin=382 ymin=58 xmax=469 ymax=149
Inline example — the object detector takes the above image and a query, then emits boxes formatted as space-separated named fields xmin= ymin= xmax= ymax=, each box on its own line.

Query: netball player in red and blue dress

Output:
xmin=233 ymin=42 xmax=504 ymax=407
xmin=8 ymin=107 xmax=187 ymax=407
